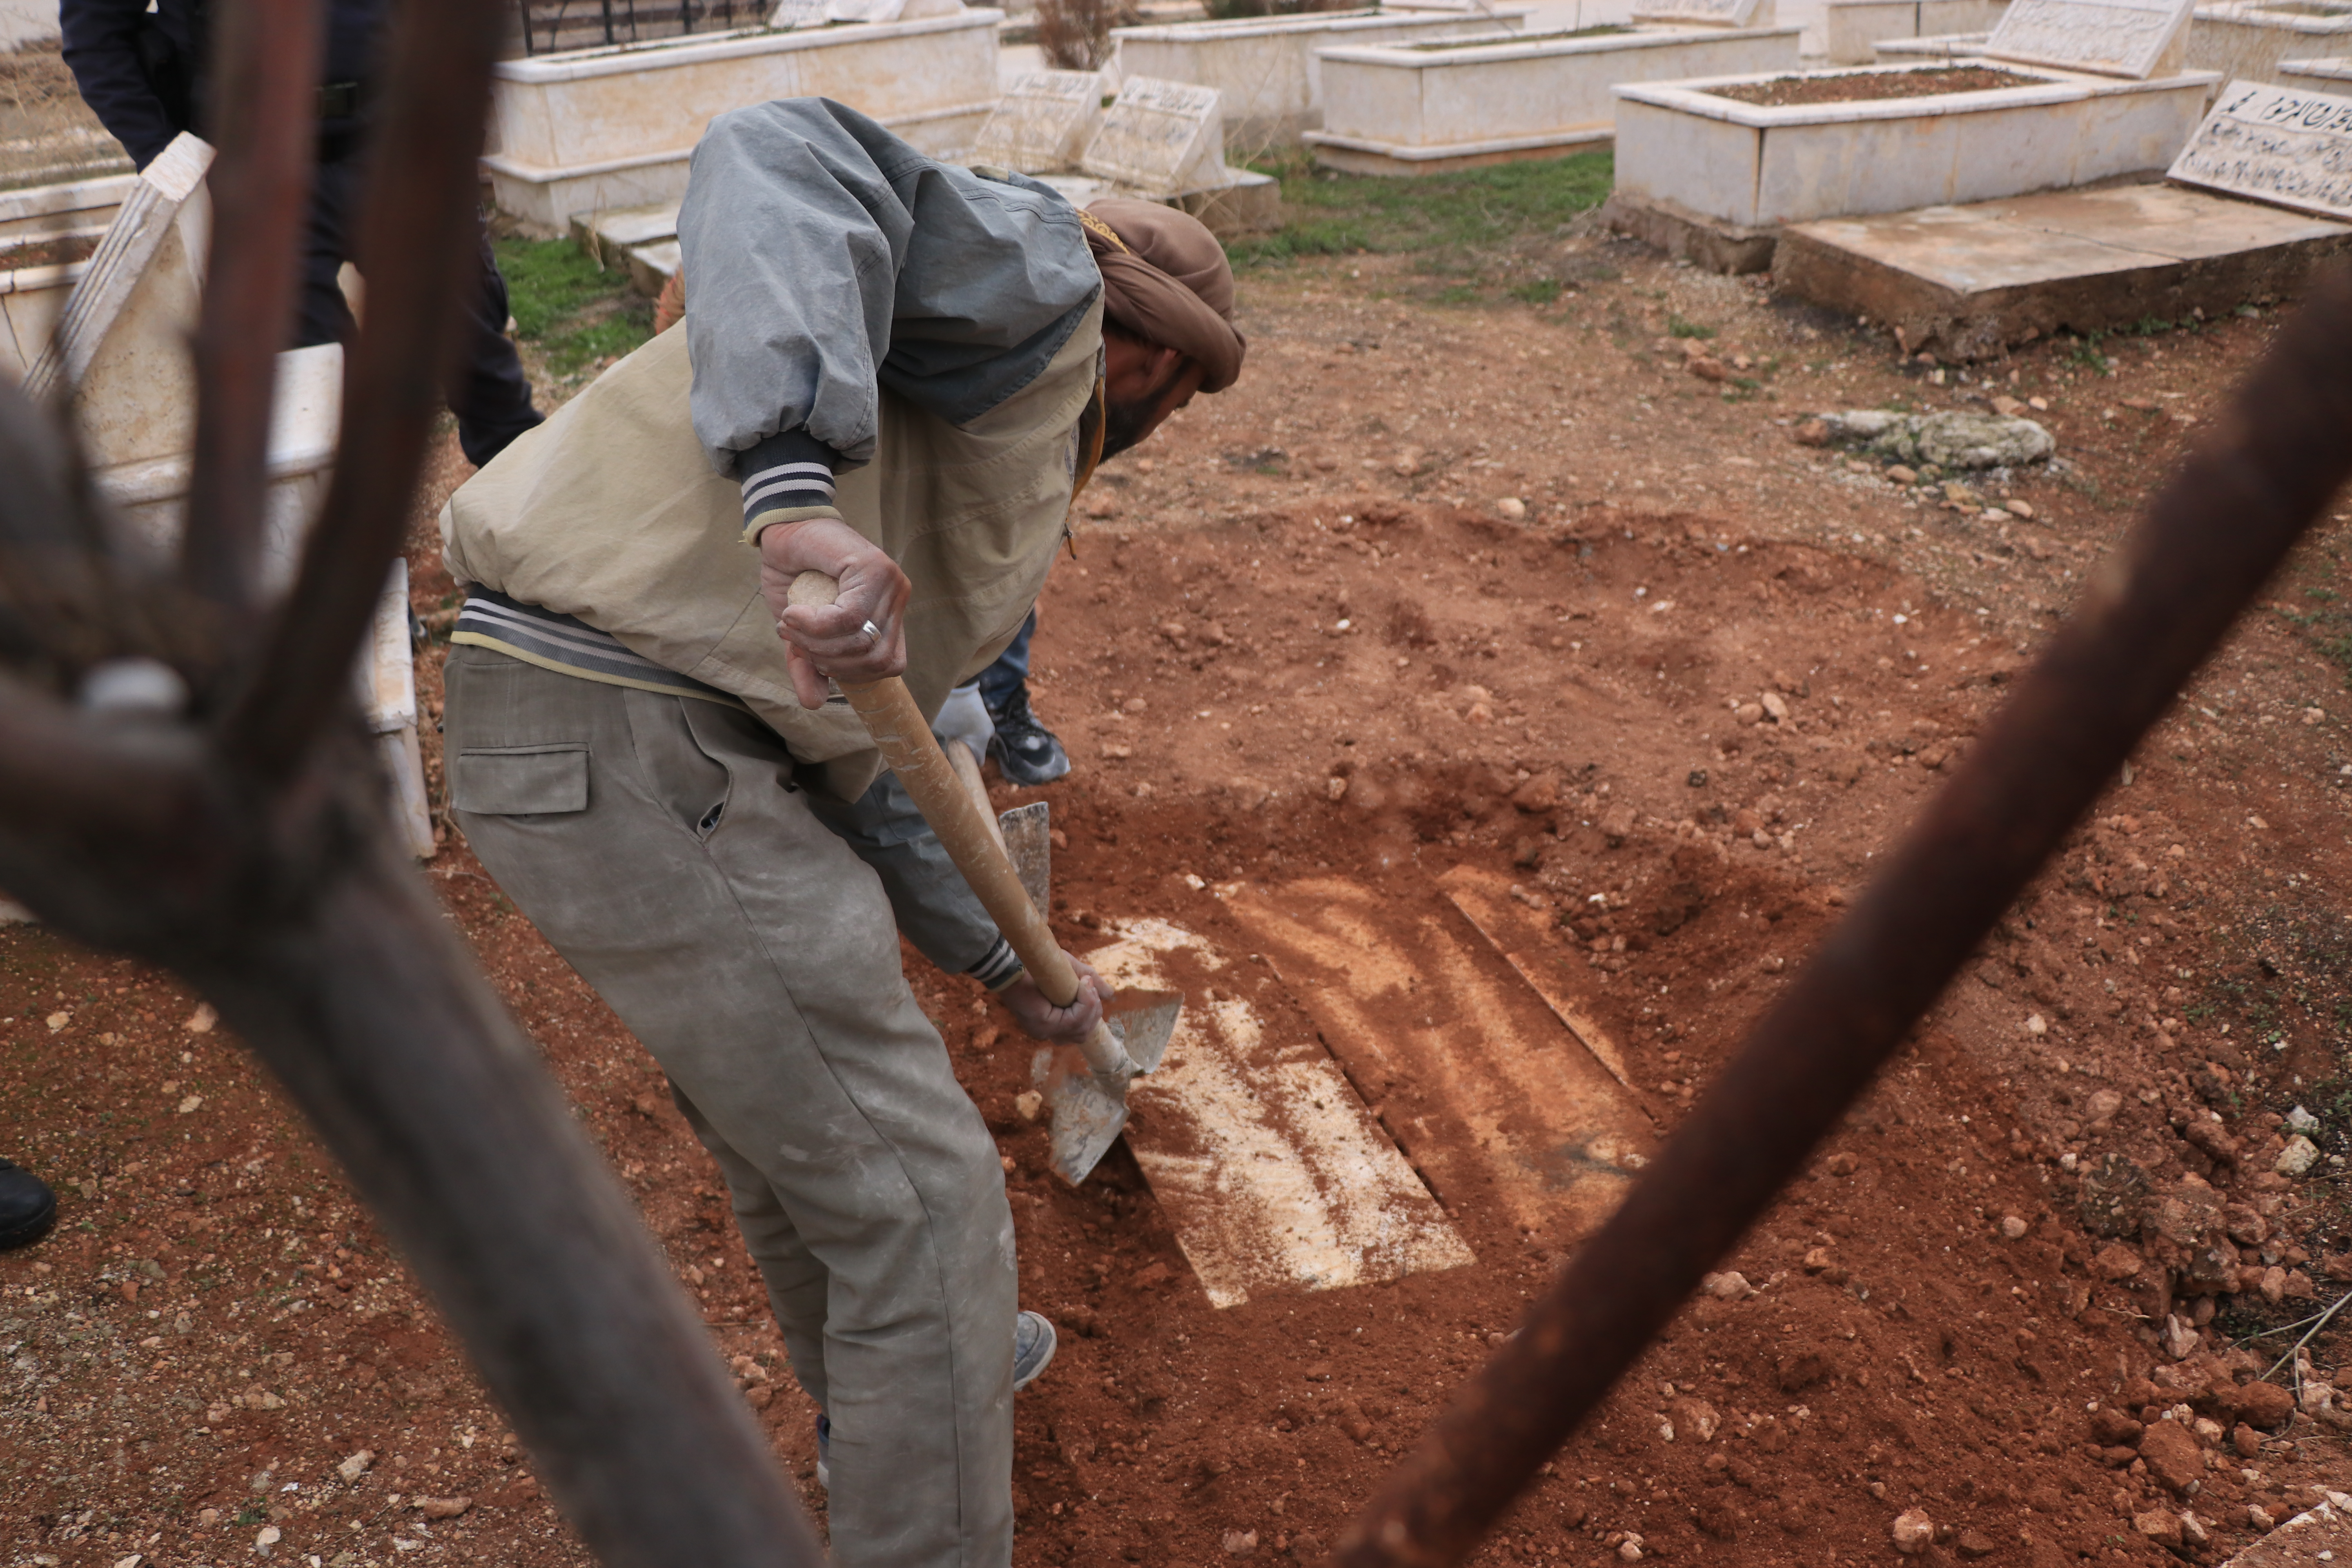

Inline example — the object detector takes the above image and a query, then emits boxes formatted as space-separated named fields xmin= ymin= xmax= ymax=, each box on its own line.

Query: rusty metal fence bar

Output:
xmin=1335 ymin=268 xmax=2352 ymax=1568
xmin=0 ymin=0 xmax=827 ymax=1561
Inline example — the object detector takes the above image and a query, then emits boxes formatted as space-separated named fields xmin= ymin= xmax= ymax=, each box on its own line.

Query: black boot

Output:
xmin=984 ymin=681 xmax=1071 ymax=786
xmin=0 ymin=1158 xmax=56 ymax=1251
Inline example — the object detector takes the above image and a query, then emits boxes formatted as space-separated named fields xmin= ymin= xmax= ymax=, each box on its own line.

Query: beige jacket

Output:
xmin=441 ymin=298 xmax=1103 ymax=800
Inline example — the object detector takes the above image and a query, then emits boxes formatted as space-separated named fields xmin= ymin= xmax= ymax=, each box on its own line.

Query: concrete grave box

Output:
xmin=974 ymin=69 xmax=1108 ymax=172
xmin=1306 ymin=22 xmax=1803 ymax=174
xmin=1823 ymin=0 xmax=2006 ymax=60
xmin=482 ymin=9 xmax=1003 ymax=228
xmin=2191 ymin=0 xmax=2352 ymax=84
xmin=1609 ymin=0 xmax=2214 ymax=268
xmin=1769 ymin=73 xmax=2352 ymax=358
xmin=29 ymin=134 xmax=432 ymax=855
xmin=2167 ymin=76 xmax=2352 ymax=217
xmin=1108 ymin=7 xmax=1530 ymax=144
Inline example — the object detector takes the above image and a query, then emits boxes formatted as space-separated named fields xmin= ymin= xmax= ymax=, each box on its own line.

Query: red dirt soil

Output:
xmin=5 ymin=241 xmax=2352 ymax=1568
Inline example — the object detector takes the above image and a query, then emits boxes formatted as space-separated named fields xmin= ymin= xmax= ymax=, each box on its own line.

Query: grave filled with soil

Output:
xmin=1708 ymin=65 xmax=2044 ymax=105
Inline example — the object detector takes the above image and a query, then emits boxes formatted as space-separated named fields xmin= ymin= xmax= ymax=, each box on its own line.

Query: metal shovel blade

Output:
xmin=1034 ymin=995 xmax=1184 ymax=1184
xmin=998 ymin=801 xmax=1051 ymax=917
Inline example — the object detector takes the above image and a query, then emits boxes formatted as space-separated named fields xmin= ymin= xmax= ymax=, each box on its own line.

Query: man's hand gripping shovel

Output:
xmin=788 ymin=573 xmax=1180 ymax=1183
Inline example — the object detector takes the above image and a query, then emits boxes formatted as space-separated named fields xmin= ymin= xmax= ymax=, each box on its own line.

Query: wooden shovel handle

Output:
xmin=786 ymin=572 xmax=1083 ymax=1009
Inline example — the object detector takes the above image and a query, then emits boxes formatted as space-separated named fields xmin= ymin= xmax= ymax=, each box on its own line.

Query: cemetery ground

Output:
xmin=12 ymin=160 xmax=2352 ymax=1568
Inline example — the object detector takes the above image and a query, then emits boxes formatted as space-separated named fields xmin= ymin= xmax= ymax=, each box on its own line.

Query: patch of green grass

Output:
xmin=493 ymin=236 xmax=654 ymax=379
xmin=1666 ymin=313 xmax=1715 ymax=339
xmin=2059 ymin=329 xmax=2114 ymax=375
xmin=1227 ymin=148 xmax=1615 ymax=272
xmin=1508 ymin=278 xmax=1564 ymax=305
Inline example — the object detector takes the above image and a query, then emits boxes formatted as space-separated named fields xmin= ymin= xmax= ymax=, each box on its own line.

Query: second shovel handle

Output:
xmin=786 ymin=571 xmax=1083 ymax=1009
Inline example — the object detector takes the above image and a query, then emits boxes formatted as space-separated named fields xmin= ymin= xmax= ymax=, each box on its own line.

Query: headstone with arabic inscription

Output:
xmin=1079 ymin=76 xmax=1226 ymax=194
xmin=1630 ymin=0 xmax=1773 ymax=31
xmin=974 ymin=71 xmax=1106 ymax=172
xmin=1981 ymin=0 xmax=2196 ymax=78
xmin=2167 ymin=78 xmax=2352 ymax=220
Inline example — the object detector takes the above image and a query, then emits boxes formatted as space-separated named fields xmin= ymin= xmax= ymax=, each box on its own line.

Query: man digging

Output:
xmin=437 ymin=99 xmax=1245 ymax=1568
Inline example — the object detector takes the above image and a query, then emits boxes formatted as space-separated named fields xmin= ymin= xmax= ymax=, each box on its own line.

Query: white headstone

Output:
xmin=1631 ymin=0 xmax=1769 ymax=30
xmin=2167 ymin=78 xmax=2352 ymax=220
xmin=768 ymin=0 xmax=828 ymax=27
xmin=1982 ymin=0 xmax=2196 ymax=78
xmin=973 ymin=71 xmax=1107 ymax=173
xmin=1079 ymin=77 xmax=1226 ymax=194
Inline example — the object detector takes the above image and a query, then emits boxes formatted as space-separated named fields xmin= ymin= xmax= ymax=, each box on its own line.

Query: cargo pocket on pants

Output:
xmin=452 ymin=743 xmax=590 ymax=817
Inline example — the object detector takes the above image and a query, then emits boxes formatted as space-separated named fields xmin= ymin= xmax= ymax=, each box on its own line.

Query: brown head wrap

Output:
xmin=1081 ymin=198 xmax=1247 ymax=394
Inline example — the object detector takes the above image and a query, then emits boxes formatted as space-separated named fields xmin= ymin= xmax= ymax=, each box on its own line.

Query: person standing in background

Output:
xmin=60 ymin=0 xmax=544 ymax=467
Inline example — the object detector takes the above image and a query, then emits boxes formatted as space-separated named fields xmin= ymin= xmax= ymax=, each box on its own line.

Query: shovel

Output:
xmin=788 ymin=572 xmax=1180 ymax=1183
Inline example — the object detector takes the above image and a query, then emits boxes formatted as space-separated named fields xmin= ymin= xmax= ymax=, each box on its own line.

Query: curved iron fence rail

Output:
xmin=511 ymin=0 xmax=755 ymax=57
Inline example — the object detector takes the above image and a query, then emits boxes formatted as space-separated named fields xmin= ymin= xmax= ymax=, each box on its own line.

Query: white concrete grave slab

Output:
xmin=1307 ymin=22 xmax=1802 ymax=174
xmin=1980 ymin=0 xmax=2197 ymax=77
xmin=1080 ymin=75 xmax=1226 ymax=191
xmin=1083 ymin=917 xmax=1476 ymax=1309
xmin=1076 ymin=76 xmax=1285 ymax=233
xmin=2168 ymin=77 xmax=2352 ymax=218
xmin=482 ymin=10 xmax=1004 ymax=227
xmin=1633 ymin=0 xmax=1770 ymax=27
xmin=1873 ymin=27 xmax=1996 ymax=54
xmin=1109 ymin=7 xmax=1530 ymax=143
xmin=810 ymin=0 xmax=964 ymax=20
xmin=0 ymin=171 xmax=139 ymax=381
xmin=973 ymin=69 xmax=1107 ymax=172
xmin=1611 ymin=59 xmax=2217 ymax=237
xmin=1823 ymin=0 xmax=2005 ymax=60
xmin=19 ymin=145 xmax=430 ymax=858
xmin=2192 ymin=1 xmax=2352 ymax=84
xmin=2281 ymin=52 xmax=2352 ymax=87
xmin=29 ymin=133 xmax=214 ymax=465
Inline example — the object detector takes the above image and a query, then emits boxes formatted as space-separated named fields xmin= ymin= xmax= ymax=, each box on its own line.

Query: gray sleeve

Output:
xmin=679 ymin=99 xmax=906 ymax=472
xmin=804 ymin=766 xmax=1022 ymax=988
xmin=677 ymin=98 xmax=1102 ymax=476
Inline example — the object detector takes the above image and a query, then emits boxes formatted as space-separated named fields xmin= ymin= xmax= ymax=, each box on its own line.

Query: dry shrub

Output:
xmin=1036 ymin=0 xmax=1129 ymax=70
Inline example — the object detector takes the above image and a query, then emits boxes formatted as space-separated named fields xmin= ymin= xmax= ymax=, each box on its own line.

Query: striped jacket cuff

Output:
xmin=965 ymin=937 xmax=1024 ymax=993
xmin=737 ymin=428 xmax=842 ymax=543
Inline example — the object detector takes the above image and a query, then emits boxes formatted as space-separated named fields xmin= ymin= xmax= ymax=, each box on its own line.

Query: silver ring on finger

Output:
xmin=859 ymin=619 xmax=881 ymax=646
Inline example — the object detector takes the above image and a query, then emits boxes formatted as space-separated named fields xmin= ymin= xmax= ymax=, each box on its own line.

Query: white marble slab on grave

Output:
xmin=2167 ymin=76 xmax=2352 ymax=218
xmin=973 ymin=69 xmax=1108 ymax=172
xmin=2279 ymin=51 xmax=2352 ymax=87
xmin=1980 ymin=0 xmax=2197 ymax=78
xmin=1632 ymin=0 xmax=1772 ymax=29
xmin=1080 ymin=76 xmax=1228 ymax=193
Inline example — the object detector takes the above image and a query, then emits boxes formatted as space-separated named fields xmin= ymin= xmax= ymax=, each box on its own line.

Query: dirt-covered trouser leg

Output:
xmin=441 ymin=643 xmax=1016 ymax=1568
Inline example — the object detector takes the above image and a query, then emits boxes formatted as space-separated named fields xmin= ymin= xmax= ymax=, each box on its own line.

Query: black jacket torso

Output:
xmin=61 ymin=0 xmax=391 ymax=169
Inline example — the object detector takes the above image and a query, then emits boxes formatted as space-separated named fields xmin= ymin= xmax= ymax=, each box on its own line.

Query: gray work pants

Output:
xmin=443 ymin=642 xmax=1015 ymax=1568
